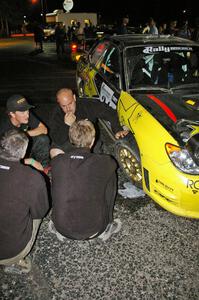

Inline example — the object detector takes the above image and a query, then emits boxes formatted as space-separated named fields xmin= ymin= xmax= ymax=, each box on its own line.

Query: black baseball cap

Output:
xmin=6 ymin=94 xmax=34 ymax=112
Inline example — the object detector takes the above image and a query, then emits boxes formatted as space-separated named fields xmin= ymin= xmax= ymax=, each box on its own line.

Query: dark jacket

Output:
xmin=49 ymin=97 xmax=123 ymax=147
xmin=0 ymin=112 xmax=40 ymax=140
xmin=0 ymin=158 xmax=49 ymax=259
xmin=51 ymin=148 xmax=117 ymax=240
xmin=55 ymin=26 xmax=66 ymax=42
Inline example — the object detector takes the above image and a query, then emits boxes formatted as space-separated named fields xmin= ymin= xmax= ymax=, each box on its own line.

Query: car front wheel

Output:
xmin=114 ymin=136 xmax=142 ymax=189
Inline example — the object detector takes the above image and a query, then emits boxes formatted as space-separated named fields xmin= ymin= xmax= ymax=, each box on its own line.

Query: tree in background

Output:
xmin=0 ymin=0 xmax=27 ymax=37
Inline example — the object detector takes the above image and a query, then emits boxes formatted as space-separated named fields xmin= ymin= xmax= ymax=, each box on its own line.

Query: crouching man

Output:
xmin=0 ymin=94 xmax=50 ymax=167
xmin=0 ymin=130 xmax=49 ymax=274
xmin=49 ymin=119 xmax=121 ymax=241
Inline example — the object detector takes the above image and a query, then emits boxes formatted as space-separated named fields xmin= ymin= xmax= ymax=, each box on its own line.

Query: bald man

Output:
xmin=49 ymin=88 xmax=128 ymax=158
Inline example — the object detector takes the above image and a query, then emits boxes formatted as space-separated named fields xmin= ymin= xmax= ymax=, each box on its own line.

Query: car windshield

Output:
xmin=125 ymin=45 xmax=199 ymax=90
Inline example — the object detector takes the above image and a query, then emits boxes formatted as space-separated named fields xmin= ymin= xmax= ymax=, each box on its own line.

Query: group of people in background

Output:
xmin=32 ymin=15 xmax=199 ymax=57
xmin=141 ymin=17 xmax=194 ymax=39
xmin=136 ymin=16 xmax=199 ymax=41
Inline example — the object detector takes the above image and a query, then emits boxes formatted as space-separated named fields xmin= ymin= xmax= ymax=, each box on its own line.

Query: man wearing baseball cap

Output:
xmin=0 ymin=94 xmax=50 ymax=167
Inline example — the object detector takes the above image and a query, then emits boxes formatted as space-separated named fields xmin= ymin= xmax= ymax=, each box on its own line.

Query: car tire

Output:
xmin=114 ymin=135 xmax=142 ymax=189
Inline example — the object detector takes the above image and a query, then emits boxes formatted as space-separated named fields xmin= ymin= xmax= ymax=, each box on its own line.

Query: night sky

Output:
xmin=44 ymin=0 xmax=198 ymax=26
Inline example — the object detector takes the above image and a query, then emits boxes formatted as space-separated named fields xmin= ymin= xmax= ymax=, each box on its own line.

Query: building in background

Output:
xmin=46 ymin=10 xmax=97 ymax=27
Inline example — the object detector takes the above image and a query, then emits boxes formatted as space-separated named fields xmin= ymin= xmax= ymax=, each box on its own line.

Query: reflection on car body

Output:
xmin=76 ymin=34 xmax=199 ymax=218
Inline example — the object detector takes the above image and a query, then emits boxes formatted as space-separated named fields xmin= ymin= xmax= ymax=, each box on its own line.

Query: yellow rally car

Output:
xmin=76 ymin=34 xmax=199 ymax=218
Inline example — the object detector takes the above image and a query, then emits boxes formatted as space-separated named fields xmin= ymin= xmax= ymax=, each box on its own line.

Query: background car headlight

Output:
xmin=166 ymin=143 xmax=199 ymax=174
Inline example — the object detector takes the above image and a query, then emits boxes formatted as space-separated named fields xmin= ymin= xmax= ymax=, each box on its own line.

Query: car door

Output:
xmin=77 ymin=40 xmax=123 ymax=110
xmin=77 ymin=40 xmax=110 ymax=97
xmin=94 ymin=43 xmax=123 ymax=109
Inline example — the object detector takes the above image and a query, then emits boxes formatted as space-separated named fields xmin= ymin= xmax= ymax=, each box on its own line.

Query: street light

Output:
xmin=30 ymin=0 xmax=46 ymax=24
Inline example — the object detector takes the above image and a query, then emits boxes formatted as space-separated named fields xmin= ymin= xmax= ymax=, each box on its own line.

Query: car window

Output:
xmin=89 ymin=41 xmax=110 ymax=65
xmin=125 ymin=45 xmax=199 ymax=89
xmin=98 ymin=46 xmax=121 ymax=90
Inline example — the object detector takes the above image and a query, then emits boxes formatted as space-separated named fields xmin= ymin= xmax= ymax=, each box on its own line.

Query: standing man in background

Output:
xmin=33 ymin=22 xmax=44 ymax=52
xmin=117 ymin=17 xmax=129 ymax=34
xmin=55 ymin=23 xmax=66 ymax=57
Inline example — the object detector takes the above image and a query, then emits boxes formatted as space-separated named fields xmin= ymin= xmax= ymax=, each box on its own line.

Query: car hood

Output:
xmin=133 ymin=92 xmax=199 ymax=145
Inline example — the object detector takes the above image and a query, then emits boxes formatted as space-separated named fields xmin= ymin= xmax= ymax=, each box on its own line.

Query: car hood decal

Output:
xmin=133 ymin=92 xmax=199 ymax=144
xmin=147 ymin=94 xmax=177 ymax=123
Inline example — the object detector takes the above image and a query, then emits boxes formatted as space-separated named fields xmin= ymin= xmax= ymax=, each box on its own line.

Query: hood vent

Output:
xmin=182 ymin=96 xmax=199 ymax=111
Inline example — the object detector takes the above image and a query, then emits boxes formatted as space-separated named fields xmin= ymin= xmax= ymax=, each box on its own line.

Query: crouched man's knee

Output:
xmin=31 ymin=135 xmax=50 ymax=166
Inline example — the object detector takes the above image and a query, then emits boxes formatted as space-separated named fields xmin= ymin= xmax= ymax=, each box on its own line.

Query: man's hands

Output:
xmin=27 ymin=122 xmax=47 ymax=137
xmin=24 ymin=158 xmax=44 ymax=171
xmin=64 ymin=112 xmax=76 ymax=126
xmin=64 ymin=112 xmax=129 ymax=139
xmin=115 ymin=130 xmax=129 ymax=139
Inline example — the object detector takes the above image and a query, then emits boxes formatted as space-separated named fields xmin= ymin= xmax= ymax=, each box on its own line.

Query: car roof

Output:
xmin=102 ymin=34 xmax=198 ymax=48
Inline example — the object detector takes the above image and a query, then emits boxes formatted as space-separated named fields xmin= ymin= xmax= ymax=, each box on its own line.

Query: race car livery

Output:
xmin=76 ymin=34 xmax=199 ymax=218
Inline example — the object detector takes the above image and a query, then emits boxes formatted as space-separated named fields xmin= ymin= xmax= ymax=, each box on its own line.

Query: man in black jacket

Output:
xmin=0 ymin=130 xmax=49 ymax=274
xmin=49 ymin=88 xmax=128 ymax=158
xmin=49 ymin=120 xmax=121 ymax=241
xmin=0 ymin=94 xmax=50 ymax=167
xmin=55 ymin=23 xmax=66 ymax=56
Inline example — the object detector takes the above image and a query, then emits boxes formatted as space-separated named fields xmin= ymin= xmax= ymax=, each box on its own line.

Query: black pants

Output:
xmin=29 ymin=134 xmax=50 ymax=167
xmin=56 ymin=40 xmax=65 ymax=54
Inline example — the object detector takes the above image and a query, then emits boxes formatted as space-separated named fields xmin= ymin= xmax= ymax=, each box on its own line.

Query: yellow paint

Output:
xmin=78 ymin=61 xmax=199 ymax=218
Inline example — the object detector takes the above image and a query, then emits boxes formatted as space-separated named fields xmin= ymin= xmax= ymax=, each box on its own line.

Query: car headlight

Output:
xmin=166 ymin=143 xmax=199 ymax=174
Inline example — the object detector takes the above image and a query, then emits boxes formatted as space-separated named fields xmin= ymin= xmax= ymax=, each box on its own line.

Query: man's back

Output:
xmin=51 ymin=148 xmax=117 ymax=240
xmin=0 ymin=158 xmax=48 ymax=259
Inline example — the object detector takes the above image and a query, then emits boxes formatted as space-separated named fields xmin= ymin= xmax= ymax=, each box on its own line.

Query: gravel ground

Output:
xmin=1 ymin=199 xmax=198 ymax=300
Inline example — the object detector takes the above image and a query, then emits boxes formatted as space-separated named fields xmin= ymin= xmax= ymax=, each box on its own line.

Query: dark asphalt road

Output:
xmin=0 ymin=37 xmax=199 ymax=300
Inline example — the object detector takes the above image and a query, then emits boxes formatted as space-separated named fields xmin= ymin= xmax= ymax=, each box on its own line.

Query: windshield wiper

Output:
xmin=182 ymin=93 xmax=199 ymax=98
xmin=129 ymin=86 xmax=172 ymax=93
xmin=171 ymin=83 xmax=199 ymax=91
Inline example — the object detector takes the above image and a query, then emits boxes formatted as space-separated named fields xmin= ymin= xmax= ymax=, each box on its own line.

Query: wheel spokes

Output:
xmin=119 ymin=148 xmax=142 ymax=182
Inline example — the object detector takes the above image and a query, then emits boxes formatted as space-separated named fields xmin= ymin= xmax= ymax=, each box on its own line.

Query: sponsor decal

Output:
xmin=17 ymin=98 xmax=26 ymax=104
xmin=0 ymin=164 xmax=10 ymax=170
xmin=100 ymin=82 xmax=117 ymax=109
xmin=70 ymin=155 xmax=84 ymax=159
xmin=156 ymin=179 xmax=174 ymax=192
xmin=187 ymin=179 xmax=199 ymax=194
xmin=143 ymin=46 xmax=193 ymax=54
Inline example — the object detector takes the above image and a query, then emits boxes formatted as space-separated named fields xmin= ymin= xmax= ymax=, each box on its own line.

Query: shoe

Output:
xmin=4 ymin=257 xmax=32 ymax=275
xmin=98 ymin=218 xmax=122 ymax=241
xmin=48 ymin=220 xmax=66 ymax=242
